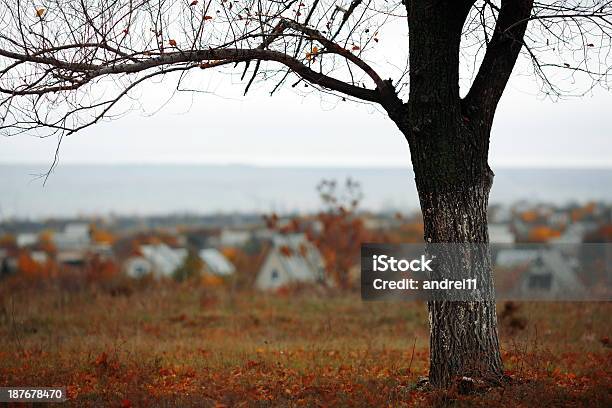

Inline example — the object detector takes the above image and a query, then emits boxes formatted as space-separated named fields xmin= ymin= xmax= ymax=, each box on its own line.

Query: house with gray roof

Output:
xmin=511 ymin=249 xmax=587 ymax=300
xmin=139 ymin=243 xmax=187 ymax=278
xmin=255 ymin=233 xmax=326 ymax=290
xmin=199 ymin=248 xmax=235 ymax=277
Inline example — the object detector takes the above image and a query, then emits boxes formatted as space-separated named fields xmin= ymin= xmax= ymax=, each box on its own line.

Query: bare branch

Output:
xmin=463 ymin=0 xmax=534 ymax=123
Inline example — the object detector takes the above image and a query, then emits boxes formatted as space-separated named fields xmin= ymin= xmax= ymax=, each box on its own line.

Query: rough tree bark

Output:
xmin=385 ymin=0 xmax=533 ymax=387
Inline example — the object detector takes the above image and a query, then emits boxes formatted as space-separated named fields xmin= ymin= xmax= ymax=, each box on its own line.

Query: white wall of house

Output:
xmin=30 ymin=251 xmax=48 ymax=264
xmin=124 ymin=256 xmax=152 ymax=278
xmin=255 ymin=250 xmax=293 ymax=290
xmin=16 ymin=233 xmax=38 ymax=248
xmin=53 ymin=223 xmax=91 ymax=250
xmin=255 ymin=233 xmax=325 ymax=290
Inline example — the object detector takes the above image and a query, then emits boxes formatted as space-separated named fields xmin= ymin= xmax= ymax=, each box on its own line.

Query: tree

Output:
xmin=266 ymin=178 xmax=372 ymax=289
xmin=0 ymin=0 xmax=611 ymax=387
xmin=312 ymin=178 xmax=369 ymax=289
xmin=173 ymin=249 xmax=204 ymax=282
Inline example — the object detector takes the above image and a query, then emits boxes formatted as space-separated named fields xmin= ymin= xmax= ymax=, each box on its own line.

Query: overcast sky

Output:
xmin=1 ymin=64 xmax=611 ymax=169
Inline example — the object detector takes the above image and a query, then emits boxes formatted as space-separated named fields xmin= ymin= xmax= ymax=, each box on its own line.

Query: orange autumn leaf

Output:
xmin=36 ymin=8 xmax=46 ymax=17
xmin=305 ymin=47 xmax=320 ymax=61
xmin=528 ymin=226 xmax=562 ymax=242
xmin=221 ymin=247 xmax=238 ymax=261
xmin=18 ymin=252 xmax=42 ymax=278
xmin=38 ymin=230 xmax=56 ymax=253
xmin=204 ymin=15 xmax=213 ymax=20
xmin=351 ymin=45 xmax=360 ymax=51
xmin=94 ymin=352 xmax=108 ymax=367
xmin=91 ymin=229 xmax=115 ymax=245
xmin=520 ymin=210 xmax=538 ymax=223
xmin=0 ymin=234 xmax=17 ymax=249
xmin=169 ymin=39 xmax=177 ymax=46
xmin=279 ymin=245 xmax=293 ymax=257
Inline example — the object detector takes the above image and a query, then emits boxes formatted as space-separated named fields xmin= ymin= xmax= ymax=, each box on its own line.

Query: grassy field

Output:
xmin=0 ymin=281 xmax=611 ymax=407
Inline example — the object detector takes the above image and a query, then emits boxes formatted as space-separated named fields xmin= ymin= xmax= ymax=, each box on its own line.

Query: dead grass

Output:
xmin=0 ymin=281 xmax=610 ymax=407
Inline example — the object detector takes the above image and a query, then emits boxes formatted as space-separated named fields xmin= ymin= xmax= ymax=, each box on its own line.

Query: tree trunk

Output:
xmin=395 ymin=0 xmax=504 ymax=388
xmin=404 ymin=131 xmax=504 ymax=387
xmin=418 ymin=178 xmax=503 ymax=387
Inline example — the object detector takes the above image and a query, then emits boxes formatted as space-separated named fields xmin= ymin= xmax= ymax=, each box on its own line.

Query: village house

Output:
xmin=123 ymin=245 xmax=236 ymax=280
xmin=57 ymin=250 xmax=86 ymax=268
xmin=53 ymin=223 xmax=91 ymax=251
xmin=549 ymin=211 xmax=570 ymax=228
xmin=255 ymin=233 xmax=326 ymax=290
xmin=495 ymin=248 xmax=587 ymax=299
xmin=123 ymin=256 xmax=153 ymax=278
xmin=199 ymin=248 xmax=235 ymax=277
xmin=30 ymin=250 xmax=48 ymax=265
xmin=139 ymin=243 xmax=188 ymax=278
xmin=514 ymin=250 xmax=587 ymax=299
xmin=552 ymin=222 xmax=598 ymax=244
xmin=16 ymin=232 xmax=38 ymax=248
